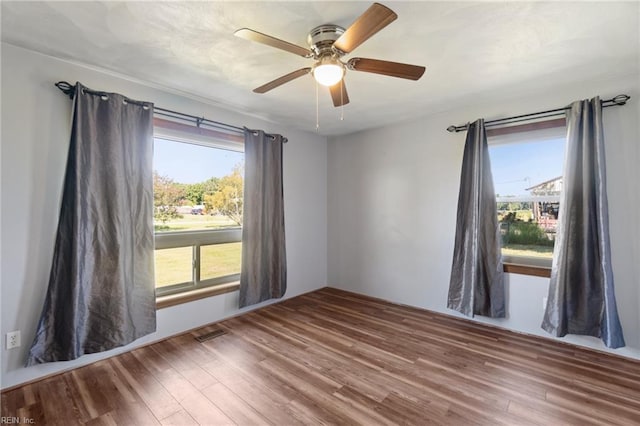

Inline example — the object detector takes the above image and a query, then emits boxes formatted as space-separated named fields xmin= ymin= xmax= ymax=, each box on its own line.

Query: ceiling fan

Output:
xmin=234 ymin=2 xmax=425 ymax=107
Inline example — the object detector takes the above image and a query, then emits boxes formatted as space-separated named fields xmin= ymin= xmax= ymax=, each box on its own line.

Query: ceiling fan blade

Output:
xmin=348 ymin=58 xmax=425 ymax=80
xmin=333 ymin=3 xmax=397 ymax=54
xmin=235 ymin=28 xmax=312 ymax=58
xmin=329 ymin=80 xmax=350 ymax=107
xmin=253 ymin=68 xmax=312 ymax=94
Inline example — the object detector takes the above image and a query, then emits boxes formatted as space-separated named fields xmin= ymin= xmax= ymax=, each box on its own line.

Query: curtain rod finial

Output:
xmin=447 ymin=125 xmax=457 ymax=133
xmin=613 ymin=94 xmax=630 ymax=105
xmin=55 ymin=81 xmax=75 ymax=99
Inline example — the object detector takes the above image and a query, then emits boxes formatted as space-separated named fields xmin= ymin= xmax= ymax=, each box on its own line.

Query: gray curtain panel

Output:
xmin=541 ymin=97 xmax=625 ymax=348
xmin=27 ymin=83 xmax=156 ymax=365
xmin=239 ymin=129 xmax=287 ymax=308
xmin=448 ymin=119 xmax=505 ymax=318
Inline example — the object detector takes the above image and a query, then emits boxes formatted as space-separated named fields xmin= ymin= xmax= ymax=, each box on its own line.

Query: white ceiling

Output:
xmin=2 ymin=1 xmax=638 ymax=136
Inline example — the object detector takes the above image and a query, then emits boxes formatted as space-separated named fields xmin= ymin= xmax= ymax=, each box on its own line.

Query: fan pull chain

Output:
xmin=315 ymin=80 xmax=320 ymax=131
xmin=340 ymin=80 xmax=344 ymax=121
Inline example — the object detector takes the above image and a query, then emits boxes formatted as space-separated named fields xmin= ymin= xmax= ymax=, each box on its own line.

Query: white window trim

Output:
xmin=155 ymin=228 xmax=242 ymax=250
xmin=154 ymin=126 xmax=244 ymax=153
xmin=502 ymin=255 xmax=552 ymax=269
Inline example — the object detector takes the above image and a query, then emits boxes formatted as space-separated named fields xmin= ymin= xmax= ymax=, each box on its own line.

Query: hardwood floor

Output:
xmin=2 ymin=287 xmax=640 ymax=425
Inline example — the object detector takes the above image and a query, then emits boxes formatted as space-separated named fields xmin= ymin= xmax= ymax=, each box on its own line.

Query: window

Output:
xmin=153 ymin=133 xmax=244 ymax=297
xmin=488 ymin=126 xmax=566 ymax=268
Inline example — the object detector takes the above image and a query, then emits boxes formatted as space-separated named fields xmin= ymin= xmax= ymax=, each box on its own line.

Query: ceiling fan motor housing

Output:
xmin=307 ymin=25 xmax=346 ymax=58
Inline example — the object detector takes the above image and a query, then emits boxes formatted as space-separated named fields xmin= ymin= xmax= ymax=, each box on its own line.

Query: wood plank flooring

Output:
xmin=2 ymin=287 xmax=640 ymax=425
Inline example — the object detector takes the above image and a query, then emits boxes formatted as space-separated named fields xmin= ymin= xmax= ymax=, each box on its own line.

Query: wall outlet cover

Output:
xmin=6 ymin=330 xmax=21 ymax=349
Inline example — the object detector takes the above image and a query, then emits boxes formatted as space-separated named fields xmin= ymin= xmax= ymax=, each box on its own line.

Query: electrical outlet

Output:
xmin=542 ymin=297 xmax=548 ymax=311
xmin=6 ymin=330 xmax=21 ymax=350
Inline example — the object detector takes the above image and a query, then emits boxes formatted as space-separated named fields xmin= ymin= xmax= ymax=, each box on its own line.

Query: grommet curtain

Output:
xmin=239 ymin=129 xmax=287 ymax=308
xmin=542 ymin=97 xmax=625 ymax=348
xmin=448 ymin=119 xmax=505 ymax=318
xmin=27 ymin=82 xmax=156 ymax=365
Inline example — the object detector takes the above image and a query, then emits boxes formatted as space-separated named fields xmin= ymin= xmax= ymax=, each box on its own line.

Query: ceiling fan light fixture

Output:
xmin=313 ymin=58 xmax=344 ymax=86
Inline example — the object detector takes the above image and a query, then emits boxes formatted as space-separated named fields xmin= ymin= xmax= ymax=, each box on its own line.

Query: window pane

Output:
xmin=155 ymin=247 xmax=193 ymax=288
xmin=153 ymin=138 xmax=244 ymax=233
xmin=201 ymin=242 xmax=242 ymax=281
xmin=489 ymin=137 xmax=565 ymax=259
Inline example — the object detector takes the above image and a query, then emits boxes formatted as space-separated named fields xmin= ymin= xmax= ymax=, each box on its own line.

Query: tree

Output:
xmin=153 ymin=171 xmax=184 ymax=224
xmin=204 ymin=164 xmax=243 ymax=226
xmin=185 ymin=182 xmax=205 ymax=205
xmin=202 ymin=177 xmax=220 ymax=196
xmin=508 ymin=202 xmax=522 ymax=211
xmin=183 ymin=177 xmax=221 ymax=206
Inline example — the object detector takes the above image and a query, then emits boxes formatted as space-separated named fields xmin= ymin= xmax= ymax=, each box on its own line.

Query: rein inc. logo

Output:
xmin=1 ymin=418 xmax=35 ymax=424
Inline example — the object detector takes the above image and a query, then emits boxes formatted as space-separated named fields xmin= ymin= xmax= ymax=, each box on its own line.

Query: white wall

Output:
xmin=328 ymin=74 xmax=640 ymax=359
xmin=0 ymin=44 xmax=327 ymax=389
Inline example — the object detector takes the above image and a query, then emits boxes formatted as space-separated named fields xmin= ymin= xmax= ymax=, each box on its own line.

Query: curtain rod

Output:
xmin=446 ymin=94 xmax=630 ymax=133
xmin=54 ymin=81 xmax=287 ymax=142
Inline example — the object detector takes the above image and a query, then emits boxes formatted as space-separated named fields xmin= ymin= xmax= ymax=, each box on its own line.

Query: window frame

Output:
xmin=153 ymin=125 xmax=244 ymax=300
xmin=487 ymin=122 xmax=567 ymax=277
xmin=155 ymin=229 xmax=242 ymax=297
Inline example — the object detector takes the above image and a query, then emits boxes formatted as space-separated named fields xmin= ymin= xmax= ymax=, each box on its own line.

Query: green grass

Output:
xmin=501 ymin=222 xmax=554 ymax=247
xmin=155 ymin=214 xmax=239 ymax=232
xmin=155 ymin=242 xmax=241 ymax=288
xmin=155 ymin=247 xmax=193 ymax=287
xmin=154 ymin=214 xmax=241 ymax=288
xmin=201 ymin=243 xmax=242 ymax=281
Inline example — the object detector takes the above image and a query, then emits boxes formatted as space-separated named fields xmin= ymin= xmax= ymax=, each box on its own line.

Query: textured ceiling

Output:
xmin=2 ymin=1 xmax=639 ymax=135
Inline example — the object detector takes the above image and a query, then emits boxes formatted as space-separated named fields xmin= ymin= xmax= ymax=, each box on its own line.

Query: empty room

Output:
xmin=1 ymin=1 xmax=639 ymax=425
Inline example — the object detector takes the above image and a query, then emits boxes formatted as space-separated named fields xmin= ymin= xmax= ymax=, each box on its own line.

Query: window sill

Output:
xmin=156 ymin=281 xmax=240 ymax=309
xmin=503 ymin=262 xmax=551 ymax=278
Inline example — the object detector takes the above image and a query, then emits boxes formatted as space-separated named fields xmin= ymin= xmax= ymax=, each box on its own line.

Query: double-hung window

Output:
xmin=153 ymin=127 xmax=244 ymax=298
xmin=487 ymin=124 xmax=566 ymax=269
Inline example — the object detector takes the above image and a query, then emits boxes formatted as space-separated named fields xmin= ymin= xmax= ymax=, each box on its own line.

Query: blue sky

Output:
xmin=489 ymin=137 xmax=565 ymax=196
xmin=154 ymin=138 xmax=243 ymax=183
